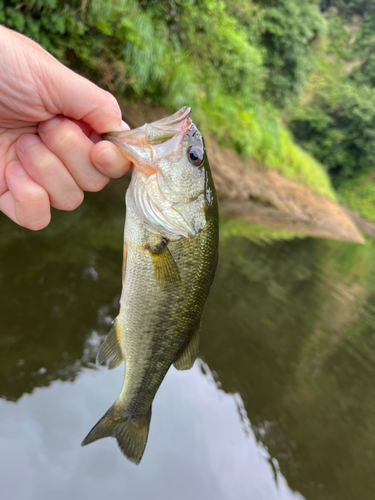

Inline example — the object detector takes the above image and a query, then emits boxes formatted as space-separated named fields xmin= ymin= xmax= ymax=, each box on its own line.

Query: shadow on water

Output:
xmin=1 ymin=180 xmax=375 ymax=500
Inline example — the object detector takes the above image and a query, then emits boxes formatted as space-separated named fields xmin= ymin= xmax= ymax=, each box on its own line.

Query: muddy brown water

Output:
xmin=1 ymin=181 xmax=375 ymax=500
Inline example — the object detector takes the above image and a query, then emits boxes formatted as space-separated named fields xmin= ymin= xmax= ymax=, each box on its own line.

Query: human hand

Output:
xmin=0 ymin=25 xmax=132 ymax=230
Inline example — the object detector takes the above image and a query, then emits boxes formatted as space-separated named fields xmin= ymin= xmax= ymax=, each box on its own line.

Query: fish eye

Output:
xmin=188 ymin=146 xmax=204 ymax=167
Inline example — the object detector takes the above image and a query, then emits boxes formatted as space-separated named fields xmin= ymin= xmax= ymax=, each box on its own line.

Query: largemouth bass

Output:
xmin=81 ymin=107 xmax=219 ymax=464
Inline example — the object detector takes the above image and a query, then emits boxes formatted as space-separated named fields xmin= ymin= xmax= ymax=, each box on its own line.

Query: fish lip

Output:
xmin=151 ymin=106 xmax=191 ymax=127
xmin=102 ymin=107 xmax=193 ymax=177
xmin=103 ymin=135 xmax=129 ymax=148
xmin=102 ymin=107 xmax=192 ymax=144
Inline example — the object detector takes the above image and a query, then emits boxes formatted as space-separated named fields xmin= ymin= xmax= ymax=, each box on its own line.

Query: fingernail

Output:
xmin=39 ymin=115 xmax=64 ymax=133
xmin=17 ymin=135 xmax=42 ymax=152
xmin=12 ymin=163 xmax=27 ymax=176
xmin=96 ymin=147 xmax=119 ymax=168
xmin=121 ymin=120 xmax=130 ymax=131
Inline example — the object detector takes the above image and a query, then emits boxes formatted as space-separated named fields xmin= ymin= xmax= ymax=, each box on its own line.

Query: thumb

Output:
xmin=5 ymin=26 xmax=122 ymax=133
xmin=43 ymin=62 xmax=123 ymax=134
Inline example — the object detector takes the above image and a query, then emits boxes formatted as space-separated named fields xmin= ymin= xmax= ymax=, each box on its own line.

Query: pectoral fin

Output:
xmin=174 ymin=327 xmax=200 ymax=371
xmin=96 ymin=320 xmax=124 ymax=370
xmin=146 ymin=238 xmax=180 ymax=287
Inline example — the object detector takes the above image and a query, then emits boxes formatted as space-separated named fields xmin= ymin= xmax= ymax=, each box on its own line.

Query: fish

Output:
xmin=81 ymin=107 xmax=219 ymax=464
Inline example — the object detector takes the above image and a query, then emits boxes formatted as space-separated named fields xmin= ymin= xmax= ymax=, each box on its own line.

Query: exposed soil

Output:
xmin=118 ymin=98 xmax=367 ymax=244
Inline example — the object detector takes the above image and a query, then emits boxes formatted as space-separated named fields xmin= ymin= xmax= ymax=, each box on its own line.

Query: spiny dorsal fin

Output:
xmin=146 ymin=238 xmax=181 ymax=287
xmin=96 ymin=320 xmax=124 ymax=370
xmin=174 ymin=327 xmax=200 ymax=371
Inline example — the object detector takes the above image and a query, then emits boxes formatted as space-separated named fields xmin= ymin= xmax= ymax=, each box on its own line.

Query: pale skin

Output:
xmin=0 ymin=25 xmax=132 ymax=230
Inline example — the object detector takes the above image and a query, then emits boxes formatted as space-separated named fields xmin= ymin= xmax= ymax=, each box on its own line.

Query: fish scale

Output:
xmin=82 ymin=107 xmax=219 ymax=464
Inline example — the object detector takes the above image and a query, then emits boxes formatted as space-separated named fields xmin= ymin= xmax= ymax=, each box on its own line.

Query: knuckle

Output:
xmin=23 ymin=187 xmax=47 ymax=207
xmin=23 ymin=145 xmax=56 ymax=176
xmin=105 ymin=92 xmax=120 ymax=113
xmin=22 ymin=141 xmax=44 ymax=164
xmin=52 ymin=128 xmax=79 ymax=155
xmin=59 ymin=189 xmax=84 ymax=211
xmin=84 ymin=175 xmax=109 ymax=193
xmin=35 ymin=151 xmax=55 ymax=174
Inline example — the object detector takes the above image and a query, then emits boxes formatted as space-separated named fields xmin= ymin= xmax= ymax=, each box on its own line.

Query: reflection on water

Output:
xmin=0 ymin=364 xmax=301 ymax=500
xmin=1 ymin=181 xmax=375 ymax=500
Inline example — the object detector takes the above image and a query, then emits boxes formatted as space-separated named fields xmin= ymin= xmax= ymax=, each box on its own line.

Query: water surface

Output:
xmin=1 ymin=180 xmax=374 ymax=500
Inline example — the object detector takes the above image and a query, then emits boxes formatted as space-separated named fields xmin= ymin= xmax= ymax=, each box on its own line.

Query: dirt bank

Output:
xmin=118 ymin=99 xmax=365 ymax=244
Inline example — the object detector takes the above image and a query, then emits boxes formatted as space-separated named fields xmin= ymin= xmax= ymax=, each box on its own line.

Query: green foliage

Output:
xmin=0 ymin=0 xmax=74 ymax=60
xmin=289 ymin=81 xmax=375 ymax=182
xmin=227 ymin=0 xmax=326 ymax=108
xmin=349 ymin=13 xmax=375 ymax=86
xmin=271 ymin=127 xmax=336 ymax=197
xmin=219 ymin=217 xmax=304 ymax=243
xmin=147 ymin=1 xmax=266 ymax=104
xmin=256 ymin=0 xmax=326 ymax=108
xmin=288 ymin=7 xmax=375 ymax=185
xmin=145 ymin=0 xmax=265 ymax=104
xmin=338 ymin=169 xmax=375 ymax=222
xmin=320 ymin=0 xmax=375 ymax=16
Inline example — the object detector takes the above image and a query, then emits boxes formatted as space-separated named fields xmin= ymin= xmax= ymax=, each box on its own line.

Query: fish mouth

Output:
xmin=103 ymin=106 xmax=191 ymax=149
xmin=102 ymin=107 xmax=192 ymax=176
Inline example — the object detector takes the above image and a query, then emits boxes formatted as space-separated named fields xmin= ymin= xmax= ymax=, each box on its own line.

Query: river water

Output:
xmin=1 ymin=180 xmax=375 ymax=500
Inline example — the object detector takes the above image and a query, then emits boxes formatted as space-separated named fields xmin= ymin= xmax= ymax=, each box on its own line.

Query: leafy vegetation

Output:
xmin=320 ymin=0 xmax=375 ymax=16
xmin=289 ymin=80 xmax=375 ymax=184
xmin=338 ymin=169 xmax=375 ymax=222
xmin=285 ymin=1 xmax=375 ymax=217
xmin=253 ymin=0 xmax=325 ymax=108
xmin=288 ymin=2 xmax=375 ymax=185
xmin=0 ymin=0 xmax=335 ymax=199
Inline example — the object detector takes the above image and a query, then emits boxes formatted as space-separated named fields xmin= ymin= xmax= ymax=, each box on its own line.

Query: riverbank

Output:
xmin=118 ymin=99 xmax=366 ymax=244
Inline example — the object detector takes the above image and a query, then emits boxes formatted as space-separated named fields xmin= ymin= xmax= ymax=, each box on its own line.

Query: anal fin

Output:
xmin=174 ymin=327 xmax=200 ymax=371
xmin=96 ymin=320 xmax=124 ymax=370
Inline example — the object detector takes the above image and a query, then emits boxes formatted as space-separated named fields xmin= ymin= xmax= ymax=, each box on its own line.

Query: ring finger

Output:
xmin=16 ymin=134 xmax=84 ymax=211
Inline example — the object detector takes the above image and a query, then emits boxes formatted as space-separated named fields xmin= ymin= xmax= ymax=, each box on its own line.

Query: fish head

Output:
xmin=104 ymin=107 xmax=213 ymax=239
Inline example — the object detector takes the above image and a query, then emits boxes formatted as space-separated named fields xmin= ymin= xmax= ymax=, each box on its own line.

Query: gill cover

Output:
xmin=104 ymin=107 xmax=208 ymax=239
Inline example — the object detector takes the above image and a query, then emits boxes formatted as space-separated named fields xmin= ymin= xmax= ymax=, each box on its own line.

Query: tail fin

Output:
xmin=81 ymin=404 xmax=152 ymax=465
